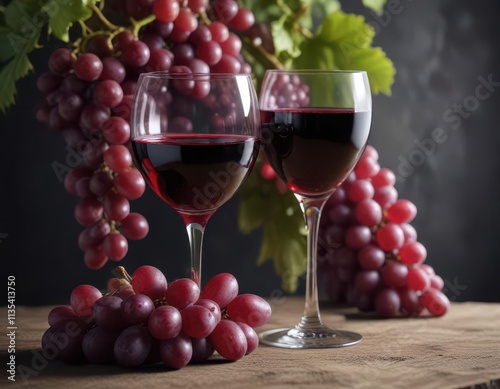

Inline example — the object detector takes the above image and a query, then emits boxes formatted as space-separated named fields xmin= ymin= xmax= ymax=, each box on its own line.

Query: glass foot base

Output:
xmin=259 ymin=327 xmax=362 ymax=349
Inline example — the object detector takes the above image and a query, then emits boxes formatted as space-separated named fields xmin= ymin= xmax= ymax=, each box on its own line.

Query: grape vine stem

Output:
xmin=90 ymin=4 xmax=119 ymax=30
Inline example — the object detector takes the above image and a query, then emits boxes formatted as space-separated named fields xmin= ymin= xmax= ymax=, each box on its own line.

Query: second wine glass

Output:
xmin=259 ymin=70 xmax=372 ymax=348
xmin=131 ymin=72 xmax=260 ymax=286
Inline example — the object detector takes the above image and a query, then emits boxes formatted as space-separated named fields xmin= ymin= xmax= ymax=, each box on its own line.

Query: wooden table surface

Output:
xmin=1 ymin=298 xmax=499 ymax=389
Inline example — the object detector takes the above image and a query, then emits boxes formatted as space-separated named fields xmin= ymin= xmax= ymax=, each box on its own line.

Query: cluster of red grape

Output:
xmin=316 ymin=146 xmax=450 ymax=317
xmin=261 ymin=146 xmax=450 ymax=318
xmin=35 ymin=0 xmax=256 ymax=269
xmin=42 ymin=266 xmax=272 ymax=368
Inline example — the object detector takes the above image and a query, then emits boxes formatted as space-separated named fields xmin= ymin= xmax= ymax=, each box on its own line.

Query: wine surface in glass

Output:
xmin=132 ymin=133 xmax=260 ymax=220
xmin=261 ymin=108 xmax=371 ymax=197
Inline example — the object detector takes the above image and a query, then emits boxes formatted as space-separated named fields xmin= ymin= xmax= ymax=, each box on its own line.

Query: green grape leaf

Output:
xmin=362 ymin=0 xmax=388 ymax=15
xmin=0 ymin=28 xmax=39 ymax=112
xmin=239 ymin=165 xmax=307 ymax=293
xmin=294 ymin=10 xmax=395 ymax=96
xmin=271 ymin=14 xmax=303 ymax=66
xmin=0 ymin=26 xmax=15 ymax=62
xmin=0 ymin=0 xmax=45 ymax=112
xmin=43 ymin=0 xmax=94 ymax=42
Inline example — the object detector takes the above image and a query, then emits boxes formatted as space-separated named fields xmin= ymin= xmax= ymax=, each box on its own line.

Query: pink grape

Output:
xmin=132 ymin=265 xmax=168 ymax=300
xmin=70 ymin=284 xmax=102 ymax=318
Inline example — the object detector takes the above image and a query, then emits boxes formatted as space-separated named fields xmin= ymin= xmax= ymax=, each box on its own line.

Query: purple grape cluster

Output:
xmin=35 ymin=0 xmax=256 ymax=269
xmin=42 ymin=266 xmax=272 ymax=368
xmin=316 ymin=146 xmax=450 ymax=317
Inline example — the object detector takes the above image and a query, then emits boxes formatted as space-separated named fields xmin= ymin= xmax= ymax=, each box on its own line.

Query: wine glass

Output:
xmin=259 ymin=70 xmax=372 ymax=348
xmin=131 ymin=72 xmax=260 ymax=286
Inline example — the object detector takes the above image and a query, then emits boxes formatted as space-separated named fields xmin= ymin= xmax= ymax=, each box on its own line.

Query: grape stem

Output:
xmin=116 ymin=266 xmax=133 ymax=284
xmin=131 ymin=15 xmax=157 ymax=37
xmin=90 ymin=3 xmax=119 ymax=31
xmin=242 ymin=36 xmax=284 ymax=70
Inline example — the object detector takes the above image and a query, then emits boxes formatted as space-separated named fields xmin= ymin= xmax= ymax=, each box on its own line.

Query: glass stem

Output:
xmin=186 ymin=223 xmax=205 ymax=288
xmin=297 ymin=197 xmax=328 ymax=330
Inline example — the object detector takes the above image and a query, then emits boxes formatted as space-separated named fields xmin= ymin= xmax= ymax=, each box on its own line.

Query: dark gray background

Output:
xmin=1 ymin=0 xmax=499 ymax=305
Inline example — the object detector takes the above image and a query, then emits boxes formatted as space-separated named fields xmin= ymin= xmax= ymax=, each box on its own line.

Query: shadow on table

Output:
xmin=5 ymin=348 xmax=234 ymax=383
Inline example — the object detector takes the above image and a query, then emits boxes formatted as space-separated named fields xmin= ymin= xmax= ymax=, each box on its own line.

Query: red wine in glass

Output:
xmin=261 ymin=108 xmax=371 ymax=197
xmin=132 ymin=133 xmax=260 ymax=226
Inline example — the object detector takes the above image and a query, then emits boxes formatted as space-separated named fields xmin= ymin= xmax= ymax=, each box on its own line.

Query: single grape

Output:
xmin=376 ymin=223 xmax=405 ymax=251
xmin=122 ymin=40 xmax=150 ymax=67
xmin=141 ymin=32 xmax=164 ymax=51
xmin=150 ymin=20 xmax=174 ymax=38
xmin=407 ymin=266 xmax=431 ymax=292
xmin=94 ymin=80 xmax=124 ymax=108
xmin=148 ymin=305 xmax=182 ymax=340
xmin=355 ymin=199 xmax=383 ymax=226
xmin=375 ymin=288 xmax=401 ymax=317
xmin=400 ymin=223 xmax=418 ymax=242
xmin=174 ymin=8 xmax=198 ymax=33
xmin=99 ymin=57 xmax=126 ymax=83
xmin=372 ymin=167 xmax=396 ymax=188
xmin=355 ymin=156 xmax=380 ymax=179
xmin=74 ymin=53 xmax=103 ymax=81
xmin=194 ymin=299 xmax=221 ymax=324
xmin=114 ymin=169 xmax=146 ymax=200
xmin=188 ymin=0 xmax=208 ymax=13
xmin=84 ymin=246 xmax=109 ymax=270
xmin=399 ymin=241 xmax=427 ymax=265
xmin=86 ymin=34 xmax=113 ymax=58
xmin=210 ymin=320 xmax=247 ymax=361
xmin=347 ymin=179 xmax=374 ymax=203
xmin=190 ymin=337 xmax=215 ymax=363
xmin=421 ymin=288 xmax=449 ymax=317
xmin=41 ymin=319 xmax=87 ymax=362
xmin=102 ymin=233 xmax=128 ymax=261
xmin=119 ymin=213 xmax=149 ymax=240
xmin=37 ymin=71 xmax=61 ymax=93
xmin=101 ymin=116 xmax=131 ymax=145
xmin=147 ymin=48 xmax=173 ymax=71
xmin=153 ymin=0 xmax=180 ymax=23
xmin=48 ymin=48 xmax=75 ymax=76
xmin=75 ymin=177 xmax=93 ymax=198
xmin=190 ymin=25 xmax=212 ymax=46
xmin=387 ymin=199 xmax=418 ymax=224
xmin=181 ymin=305 xmax=217 ymax=338
xmin=381 ymin=261 xmax=408 ymax=288
xmin=58 ymin=92 xmax=84 ymax=122
xmin=328 ymin=204 xmax=352 ymax=225
xmin=61 ymin=73 xmax=87 ymax=95
xmin=132 ymin=265 xmax=168 ymax=300
xmin=165 ymin=278 xmax=200 ymax=310
xmin=104 ymin=145 xmax=132 ymax=172
xmin=235 ymin=322 xmax=258 ymax=354
xmin=357 ymin=244 xmax=386 ymax=269
xmin=112 ymin=31 xmax=135 ymax=51
xmin=194 ymin=41 xmax=222 ymax=66
xmin=75 ymin=197 xmax=103 ymax=227
xmin=212 ymin=0 xmax=239 ymax=23
xmin=362 ymin=145 xmax=379 ymax=161
xmin=80 ymin=103 xmax=111 ymax=131
xmin=121 ymin=294 xmax=155 ymax=325
xmin=93 ymin=296 xmax=126 ymax=331
xmin=354 ymin=270 xmax=380 ymax=293
xmin=229 ymin=8 xmax=255 ymax=31
xmin=226 ymin=294 xmax=271 ymax=327
xmin=373 ymin=185 xmax=398 ymax=209
xmin=430 ymin=274 xmax=444 ymax=290
xmin=201 ymin=273 xmax=239 ymax=308
xmin=344 ymin=225 xmax=372 ymax=250
xmin=70 ymin=284 xmax=103 ymax=318
xmin=64 ymin=167 xmax=92 ymax=195
xmin=219 ymin=32 xmax=242 ymax=56
xmin=103 ymin=192 xmax=130 ymax=221
xmin=211 ymin=54 xmax=241 ymax=73
xmin=399 ymin=287 xmax=424 ymax=315
xmin=89 ymin=171 xmax=114 ymax=197
xmin=114 ymin=325 xmax=153 ymax=367
xmin=82 ymin=326 xmax=120 ymax=364
xmin=48 ymin=306 xmax=79 ymax=326
xmin=159 ymin=333 xmax=192 ymax=369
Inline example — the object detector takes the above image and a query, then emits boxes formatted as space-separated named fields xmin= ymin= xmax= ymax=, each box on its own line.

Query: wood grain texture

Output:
xmin=1 ymin=299 xmax=499 ymax=388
